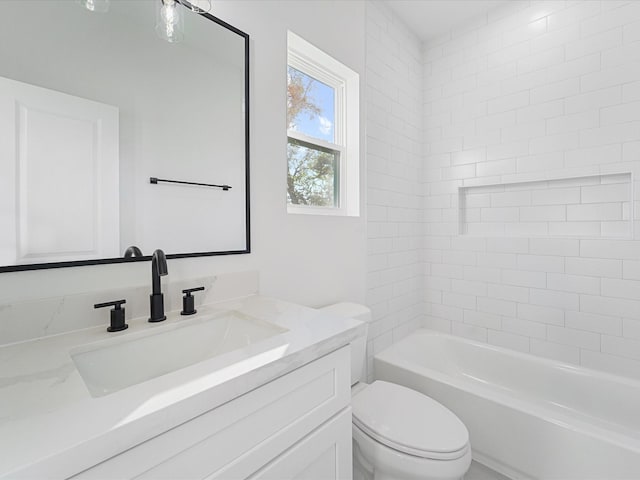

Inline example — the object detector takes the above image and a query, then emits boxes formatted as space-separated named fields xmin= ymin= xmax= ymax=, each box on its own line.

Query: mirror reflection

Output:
xmin=0 ymin=0 xmax=249 ymax=271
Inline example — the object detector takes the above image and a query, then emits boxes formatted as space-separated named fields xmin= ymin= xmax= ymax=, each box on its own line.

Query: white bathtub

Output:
xmin=374 ymin=329 xmax=640 ymax=480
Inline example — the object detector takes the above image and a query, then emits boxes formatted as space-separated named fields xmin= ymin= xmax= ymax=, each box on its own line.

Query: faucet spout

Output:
xmin=124 ymin=245 xmax=143 ymax=258
xmin=149 ymin=249 xmax=168 ymax=322
xmin=151 ymin=249 xmax=168 ymax=294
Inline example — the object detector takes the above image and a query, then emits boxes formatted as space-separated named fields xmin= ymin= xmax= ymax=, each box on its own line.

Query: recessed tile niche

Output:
xmin=459 ymin=173 xmax=633 ymax=238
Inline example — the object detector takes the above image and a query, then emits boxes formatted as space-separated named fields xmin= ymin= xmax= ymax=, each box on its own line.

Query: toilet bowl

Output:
xmin=319 ymin=303 xmax=471 ymax=480
xmin=351 ymin=381 xmax=471 ymax=480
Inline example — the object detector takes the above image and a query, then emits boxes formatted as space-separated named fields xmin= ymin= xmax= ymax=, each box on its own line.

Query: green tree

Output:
xmin=287 ymin=68 xmax=320 ymax=130
xmin=287 ymin=67 xmax=336 ymax=207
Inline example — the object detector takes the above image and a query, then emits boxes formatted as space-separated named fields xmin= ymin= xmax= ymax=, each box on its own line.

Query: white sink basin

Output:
xmin=71 ymin=312 xmax=287 ymax=397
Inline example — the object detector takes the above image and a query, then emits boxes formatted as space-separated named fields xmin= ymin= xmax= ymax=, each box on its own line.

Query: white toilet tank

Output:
xmin=318 ymin=302 xmax=371 ymax=385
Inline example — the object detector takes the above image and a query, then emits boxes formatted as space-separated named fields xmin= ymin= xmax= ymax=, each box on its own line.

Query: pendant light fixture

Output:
xmin=156 ymin=0 xmax=185 ymax=43
xmin=81 ymin=0 xmax=209 ymax=44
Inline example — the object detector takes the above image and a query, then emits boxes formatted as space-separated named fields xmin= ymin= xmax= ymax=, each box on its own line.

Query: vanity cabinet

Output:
xmin=71 ymin=346 xmax=352 ymax=480
xmin=247 ymin=408 xmax=352 ymax=479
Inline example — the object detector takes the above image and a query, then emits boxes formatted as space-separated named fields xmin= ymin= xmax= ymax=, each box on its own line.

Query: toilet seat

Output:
xmin=352 ymin=423 xmax=472 ymax=480
xmin=352 ymin=381 xmax=469 ymax=461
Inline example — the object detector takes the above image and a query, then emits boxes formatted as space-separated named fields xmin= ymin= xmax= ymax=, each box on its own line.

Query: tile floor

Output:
xmin=465 ymin=461 xmax=512 ymax=480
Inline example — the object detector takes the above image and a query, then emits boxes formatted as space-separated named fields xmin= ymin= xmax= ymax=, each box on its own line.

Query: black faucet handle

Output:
xmin=94 ymin=299 xmax=126 ymax=309
xmin=182 ymin=286 xmax=205 ymax=295
xmin=94 ymin=299 xmax=128 ymax=332
xmin=181 ymin=287 xmax=205 ymax=315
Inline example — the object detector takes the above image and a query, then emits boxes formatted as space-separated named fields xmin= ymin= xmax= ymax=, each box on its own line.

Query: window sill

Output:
xmin=287 ymin=205 xmax=359 ymax=217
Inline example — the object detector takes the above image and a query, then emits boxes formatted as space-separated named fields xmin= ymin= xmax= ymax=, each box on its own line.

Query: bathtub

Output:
xmin=374 ymin=329 xmax=640 ymax=480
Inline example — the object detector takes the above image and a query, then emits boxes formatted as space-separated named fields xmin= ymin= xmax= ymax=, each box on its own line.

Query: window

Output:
xmin=287 ymin=31 xmax=359 ymax=216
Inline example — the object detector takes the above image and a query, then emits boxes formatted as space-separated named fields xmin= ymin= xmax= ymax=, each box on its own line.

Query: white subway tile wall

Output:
xmin=460 ymin=173 xmax=632 ymax=237
xmin=366 ymin=1 xmax=423 ymax=380
xmin=422 ymin=0 xmax=640 ymax=379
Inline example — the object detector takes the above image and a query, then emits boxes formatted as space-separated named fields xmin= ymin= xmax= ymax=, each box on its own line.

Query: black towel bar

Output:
xmin=149 ymin=177 xmax=231 ymax=191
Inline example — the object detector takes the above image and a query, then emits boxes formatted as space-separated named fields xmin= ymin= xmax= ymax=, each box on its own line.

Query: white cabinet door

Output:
xmin=248 ymin=408 xmax=353 ymax=480
xmin=0 ymin=76 xmax=119 ymax=265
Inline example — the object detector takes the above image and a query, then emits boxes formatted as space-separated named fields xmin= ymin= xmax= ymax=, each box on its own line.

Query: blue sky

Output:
xmin=289 ymin=67 xmax=335 ymax=143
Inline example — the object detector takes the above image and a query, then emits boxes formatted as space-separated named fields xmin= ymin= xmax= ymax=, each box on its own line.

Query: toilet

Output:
xmin=319 ymin=303 xmax=471 ymax=480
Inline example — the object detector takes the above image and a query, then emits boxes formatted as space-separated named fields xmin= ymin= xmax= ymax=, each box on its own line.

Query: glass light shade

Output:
xmin=156 ymin=0 xmax=185 ymax=43
xmin=186 ymin=0 xmax=211 ymax=14
xmin=78 ymin=0 xmax=110 ymax=13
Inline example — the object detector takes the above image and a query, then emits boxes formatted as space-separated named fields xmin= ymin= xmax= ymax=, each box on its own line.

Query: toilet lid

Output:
xmin=352 ymin=381 xmax=469 ymax=460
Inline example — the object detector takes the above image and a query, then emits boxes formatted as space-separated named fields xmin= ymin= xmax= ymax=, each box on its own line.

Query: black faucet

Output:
xmin=149 ymin=249 xmax=168 ymax=322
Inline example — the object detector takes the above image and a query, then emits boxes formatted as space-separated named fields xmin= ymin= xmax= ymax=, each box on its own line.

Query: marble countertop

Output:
xmin=0 ymin=295 xmax=365 ymax=479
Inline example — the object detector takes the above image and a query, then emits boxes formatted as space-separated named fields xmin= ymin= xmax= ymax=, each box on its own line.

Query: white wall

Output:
xmin=422 ymin=0 xmax=640 ymax=379
xmin=0 ymin=1 xmax=367 ymax=312
xmin=365 ymin=1 xmax=423 ymax=379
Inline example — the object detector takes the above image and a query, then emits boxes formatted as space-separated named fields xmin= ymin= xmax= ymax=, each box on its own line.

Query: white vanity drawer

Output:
xmin=245 ymin=408 xmax=352 ymax=480
xmin=72 ymin=346 xmax=351 ymax=480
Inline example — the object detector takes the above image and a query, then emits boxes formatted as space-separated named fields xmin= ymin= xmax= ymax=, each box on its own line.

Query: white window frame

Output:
xmin=287 ymin=31 xmax=360 ymax=217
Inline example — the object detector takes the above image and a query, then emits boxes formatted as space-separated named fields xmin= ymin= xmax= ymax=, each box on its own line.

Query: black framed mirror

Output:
xmin=0 ymin=0 xmax=250 ymax=273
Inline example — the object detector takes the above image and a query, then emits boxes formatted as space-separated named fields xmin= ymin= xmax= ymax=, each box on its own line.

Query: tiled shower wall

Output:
xmin=422 ymin=0 xmax=640 ymax=379
xmin=365 ymin=1 xmax=423 ymax=379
